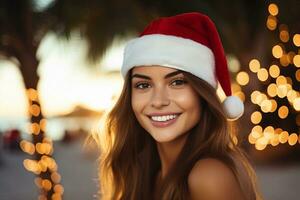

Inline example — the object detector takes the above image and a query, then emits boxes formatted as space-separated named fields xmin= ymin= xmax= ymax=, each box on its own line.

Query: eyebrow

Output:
xmin=131 ymin=70 xmax=183 ymax=80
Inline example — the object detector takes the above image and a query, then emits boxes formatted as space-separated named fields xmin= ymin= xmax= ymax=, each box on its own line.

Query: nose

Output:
xmin=150 ymin=87 xmax=170 ymax=108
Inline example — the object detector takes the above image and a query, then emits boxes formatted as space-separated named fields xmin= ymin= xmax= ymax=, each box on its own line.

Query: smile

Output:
xmin=148 ymin=113 xmax=181 ymax=128
xmin=151 ymin=114 xmax=178 ymax=122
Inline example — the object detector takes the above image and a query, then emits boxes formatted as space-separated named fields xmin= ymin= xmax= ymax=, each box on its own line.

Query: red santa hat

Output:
xmin=121 ymin=12 xmax=244 ymax=120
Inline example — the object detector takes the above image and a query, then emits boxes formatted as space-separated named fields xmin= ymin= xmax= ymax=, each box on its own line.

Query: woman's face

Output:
xmin=131 ymin=65 xmax=201 ymax=143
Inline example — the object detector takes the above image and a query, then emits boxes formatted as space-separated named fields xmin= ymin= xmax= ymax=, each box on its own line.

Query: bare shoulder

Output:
xmin=188 ymin=158 xmax=245 ymax=200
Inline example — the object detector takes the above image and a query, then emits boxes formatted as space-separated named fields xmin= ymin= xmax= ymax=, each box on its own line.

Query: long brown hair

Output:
xmin=97 ymin=69 xmax=263 ymax=200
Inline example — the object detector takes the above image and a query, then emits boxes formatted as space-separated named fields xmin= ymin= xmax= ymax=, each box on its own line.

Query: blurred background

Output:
xmin=0 ymin=0 xmax=300 ymax=199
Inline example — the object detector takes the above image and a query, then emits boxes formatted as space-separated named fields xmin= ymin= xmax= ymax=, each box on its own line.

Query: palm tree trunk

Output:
xmin=18 ymin=51 xmax=57 ymax=199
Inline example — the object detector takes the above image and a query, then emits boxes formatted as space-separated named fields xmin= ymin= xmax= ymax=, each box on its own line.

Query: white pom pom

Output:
xmin=222 ymin=96 xmax=244 ymax=120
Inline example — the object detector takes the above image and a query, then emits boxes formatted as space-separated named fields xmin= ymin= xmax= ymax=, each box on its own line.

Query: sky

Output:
xmin=0 ymin=32 xmax=126 ymax=118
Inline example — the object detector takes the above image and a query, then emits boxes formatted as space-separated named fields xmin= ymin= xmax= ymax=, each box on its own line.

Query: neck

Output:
xmin=156 ymin=133 xmax=188 ymax=178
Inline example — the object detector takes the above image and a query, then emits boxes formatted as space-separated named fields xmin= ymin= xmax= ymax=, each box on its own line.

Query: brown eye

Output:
xmin=134 ymin=82 xmax=151 ymax=89
xmin=170 ymin=78 xmax=187 ymax=86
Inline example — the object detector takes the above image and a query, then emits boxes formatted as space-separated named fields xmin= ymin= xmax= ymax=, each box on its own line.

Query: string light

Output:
xmin=293 ymin=98 xmax=300 ymax=111
xmin=280 ymin=54 xmax=290 ymax=66
xmin=268 ymin=3 xmax=279 ymax=16
xmin=280 ymin=31 xmax=289 ymax=42
xmin=267 ymin=15 xmax=277 ymax=30
xmin=251 ymin=111 xmax=262 ymax=124
xmin=288 ymin=133 xmax=298 ymax=145
xmin=293 ymin=34 xmax=300 ymax=47
xmin=234 ymin=2 xmax=300 ymax=151
xmin=279 ymin=131 xmax=289 ymax=143
xmin=257 ymin=68 xmax=269 ymax=81
xmin=272 ymin=45 xmax=283 ymax=58
xmin=236 ymin=71 xmax=249 ymax=86
xmin=267 ymin=83 xmax=277 ymax=97
xmin=269 ymin=64 xmax=280 ymax=78
xmin=21 ymin=88 xmax=63 ymax=198
xmin=249 ymin=59 xmax=261 ymax=73
xmin=20 ymin=140 xmax=35 ymax=155
xmin=293 ymin=54 xmax=300 ymax=67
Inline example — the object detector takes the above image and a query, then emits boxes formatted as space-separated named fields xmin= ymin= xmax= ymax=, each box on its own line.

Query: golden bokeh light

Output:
xmin=255 ymin=137 xmax=268 ymax=150
xmin=293 ymin=97 xmax=300 ymax=111
xmin=249 ymin=59 xmax=260 ymax=73
xmin=36 ymin=142 xmax=53 ymax=155
xmin=51 ymin=172 xmax=62 ymax=183
xmin=42 ymin=179 xmax=52 ymax=191
xmin=256 ymin=93 xmax=268 ymax=105
xmin=30 ymin=123 xmax=40 ymax=135
xmin=268 ymin=3 xmax=279 ymax=16
xmin=293 ymin=34 xmax=300 ymax=47
xmin=40 ymin=119 xmax=47 ymax=132
xmin=288 ymin=133 xmax=298 ymax=146
xmin=257 ymin=68 xmax=269 ymax=81
xmin=251 ymin=91 xmax=261 ymax=104
xmin=255 ymin=143 xmax=267 ymax=151
xmin=293 ymin=55 xmax=300 ymax=67
xmin=54 ymin=184 xmax=64 ymax=194
xmin=29 ymin=104 xmax=41 ymax=117
xmin=251 ymin=125 xmax=263 ymax=139
xmin=270 ymin=134 xmax=280 ymax=146
xmin=231 ymin=83 xmax=242 ymax=93
xmin=41 ymin=155 xmax=58 ymax=171
xmin=269 ymin=64 xmax=280 ymax=78
xmin=23 ymin=159 xmax=41 ymax=175
xmin=267 ymin=83 xmax=277 ymax=97
xmin=270 ymin=99 xmax=278 ymax=112
xmin=279 ymin=131 xmax=289 ymax=143
xmin=272 ymin=45 xmax=283 ymax=58
xmin=261 ymin=100 xmax=272 ymax=113
xmin=287 ymin=51 xmax=296 ymax=63
xmin=52 ymin=193 xmax=62 ymax=200
xmin=38 ymin=160 xmax=48 ymax=172
xmin=279 ymin=30 xmax=289 ymax=42
xmin=20 ymin=140 xmax=35 ymax=155
xmin=248 ymin=134 xmax=257 ymax=144
xmin=277 ymin=85 xmax=288 ymax=98
xmin=266 ymin=15 xmax=277 ymax=31
xmin=27 ymin=88 xmax=38 ymax=101
xmin=276 ymin=75 xmax=287 ymax=85
xmin=34 ymin=177 xmax=43 ymax=189
xmin=280 ymin=54 xmax=290 ymax=66
xmin=264 ymin=126 xmax=275 ymax=139
xmin=278 ymin=106 xmax=289 ymax=119
xmin=251 ymin=111 xmax=262 ymax=124
xmin=236 ymin=71 xmax=249 ymax=86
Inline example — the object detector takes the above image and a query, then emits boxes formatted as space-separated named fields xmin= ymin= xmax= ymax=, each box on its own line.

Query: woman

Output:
xmin=97 ymin=12 xmax=262 ymax=200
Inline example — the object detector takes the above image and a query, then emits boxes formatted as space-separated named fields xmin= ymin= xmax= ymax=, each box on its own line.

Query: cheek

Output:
xmin=172 ymin=90 xmax=200 ymax=110
xmin=131 ymin=92 xmax=148 ymax=114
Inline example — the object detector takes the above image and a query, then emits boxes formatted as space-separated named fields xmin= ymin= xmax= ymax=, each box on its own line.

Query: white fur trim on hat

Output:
xmin=121 ymin=34 xmax=217 ymax=89
xmin=222 ymin=96 xmax=244 ymax=120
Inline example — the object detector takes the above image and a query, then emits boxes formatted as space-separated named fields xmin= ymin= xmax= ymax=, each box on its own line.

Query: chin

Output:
xmin=149 ymin=130 xmax=183 ymax=143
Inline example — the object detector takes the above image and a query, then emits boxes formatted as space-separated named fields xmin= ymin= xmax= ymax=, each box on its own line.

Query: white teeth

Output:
xmin=151 ymin=114 xmax=178 ymax=122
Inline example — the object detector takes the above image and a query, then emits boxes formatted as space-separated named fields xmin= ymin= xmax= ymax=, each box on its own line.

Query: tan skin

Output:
xmin=131 ymin=66 xmax=245 ymax=200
